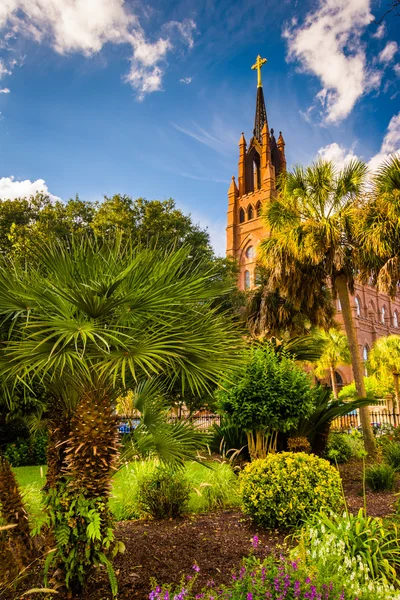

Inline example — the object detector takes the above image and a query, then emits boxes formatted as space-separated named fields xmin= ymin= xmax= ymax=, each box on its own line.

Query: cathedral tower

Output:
xmin=226 ymin=56 xmax=286 ymax=290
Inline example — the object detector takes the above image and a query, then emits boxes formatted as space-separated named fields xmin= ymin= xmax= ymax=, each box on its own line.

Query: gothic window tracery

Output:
xmin=244 ymin=270 xmax=251 ymax=290
xmin=248 ymin=205 xmax=254 ymax=220
xmin=246 ymin=246 xmax=255 ymax=259
xmin=239 ymin=208 xmax=245 ymax=223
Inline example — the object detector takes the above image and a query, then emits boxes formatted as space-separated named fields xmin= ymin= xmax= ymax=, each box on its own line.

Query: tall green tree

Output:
xmin=314 ymin=329 xmax=351 ymax=398
xmin=368 ymin=335 xmax=400 ymax=408
xmin=259 ymin=160 xmax=376 ymax=455
xmin=0 ymin=235 xmax=243 ymax=594
xmin=356 ymin=156 xmax=400 ymax=296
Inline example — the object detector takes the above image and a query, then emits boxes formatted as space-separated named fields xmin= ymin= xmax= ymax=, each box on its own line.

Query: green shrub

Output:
xmin=4 ymin=433 xmax=48 ymax=467
xmin=366 ymin=463 xmax=396 ymax=491
xmin=187 ymin=462 xmax=240 ymax=511
xmin=239 ymin=452 xmax=342 ymax=529
xmin=210 ymin=417 xmax=249 ymax=460
xmin=325 ymin=433 xmax=352 ymax=463
xmin=383 ymin=442 xmax=400 ymax=472
xmin=137 ymin=466 xmax=190 ymax=519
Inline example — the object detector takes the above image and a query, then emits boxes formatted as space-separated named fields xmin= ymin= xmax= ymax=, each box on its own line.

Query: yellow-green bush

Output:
xmin=239 ymin=452 xmax=342 ymax=529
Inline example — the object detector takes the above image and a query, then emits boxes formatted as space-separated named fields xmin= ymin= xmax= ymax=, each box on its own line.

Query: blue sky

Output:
xmin=0 ymin=0 xmax=399 ymax=255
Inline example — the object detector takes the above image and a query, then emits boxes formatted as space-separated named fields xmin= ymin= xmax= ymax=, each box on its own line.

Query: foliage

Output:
xmin=293 ymin=385 xmax=372 ymax=455
xmin=287 ymin=437 xmax=311 ymax=453
xmin=383 ymin=441 xmax=400 ymax=471
xmin=44 ymin=484 xmax=123 ymax=597
xmin=218 ymin=345 xmax=314 ymax=458
xmin=338 ymin=376 xmax=392 ymax=401
xmin=137 ymin=465 xmax=191 ymax=519
xmin=296 ymin=509 xmax=400 ymax=589
xmin=325 ymin=433 xmax=353 ymax=464
xmin=4 ymin=433 xmax=48 ymax=467
xmin=356 ymin=156 xmax=400 ymax=297
xmin=314 ymin=329 xmax=351 ymax=397
xmin=209 ymin=416 xmax=249 ymax=460
xmin=365 ymin=463 xmax=396 ymax=491
xmin=149 ymin=552 xmax=353 ymax=599
xmin=239 ymin=452 xmax=342 ymax=529
xmin=186 ymin=461 xmax=240 ymax=512
xmin=259 ymin=158 xmax=376 ymax=454
xmin=118 ymin=379 xmax=210 ymax=467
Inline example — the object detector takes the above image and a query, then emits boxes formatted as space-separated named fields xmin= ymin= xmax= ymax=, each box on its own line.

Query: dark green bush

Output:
xmin=365 ymin=463 xmax=396 ymax=491
xmin=383 ymin=442 xmax=400 ymax=472
xmin=137 ymin=466 xmax=191 ymax=519
xmin=210 ymin=417 xmax=249 ymax=459
xmin=325 ymin=433 xmax=352 ymax=464
xmin=4 ymin=433 xmax=48 ymax=466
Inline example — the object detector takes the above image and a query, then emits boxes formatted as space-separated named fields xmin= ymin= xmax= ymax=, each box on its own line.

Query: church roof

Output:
xmin=253 ymin=86 xmax=268 ymax=144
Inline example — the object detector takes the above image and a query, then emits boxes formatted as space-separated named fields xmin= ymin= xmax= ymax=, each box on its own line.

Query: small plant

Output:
xmin=137 ymin=465 xmax=190 ymax=519
xmin=325 ymin=433 xmax=352 ymax=463
xmin=383 ymin=441 xmax=400 ymax=471
xmin=239 ymin=452 xmax=342 ymax=529
xmin=287 ymin=436 xmax=311 ymax=453
xmin=297 ymin=509 xmax=400 ymax=587
xmin=366 ymin=463 xmax=396 ymax=491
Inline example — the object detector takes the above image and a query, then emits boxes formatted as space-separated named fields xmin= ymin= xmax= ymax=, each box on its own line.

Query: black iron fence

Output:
xmin=331 ymin=410 xmax=400 ymax=433
xmin=117 ymin=413 xmax=220 ymax=434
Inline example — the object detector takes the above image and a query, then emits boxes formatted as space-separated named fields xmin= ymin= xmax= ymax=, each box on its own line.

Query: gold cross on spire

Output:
xmin=251 ymin=55 xmax=267 ymax=88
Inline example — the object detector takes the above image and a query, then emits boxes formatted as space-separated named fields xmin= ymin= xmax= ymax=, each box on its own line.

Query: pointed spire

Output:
xmin=228 ymin=175 xmax=239 ymax=196
xmin=277 ymin=131 xmax=285 ymax=150
xmin=239 ymin=132 xmax=247 ymax=147
xmin=253 ymin=87 xmax=267 ymax=144
xmin=277 ymin=131 xmax=286 ymax=173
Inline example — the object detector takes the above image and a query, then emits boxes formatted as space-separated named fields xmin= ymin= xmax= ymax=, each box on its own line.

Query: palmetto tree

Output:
xmin=368 ymin=335 xmax=400 ymax=408
xmin=314 ymin=329 xmax=351 ymax=398
xmin=259 ymin=160 xmax=376 ymax=455
xmin=356 ymin=155 xmax=400 ymax=296
xmin=0 ymin=235 xmax=243 ymax=592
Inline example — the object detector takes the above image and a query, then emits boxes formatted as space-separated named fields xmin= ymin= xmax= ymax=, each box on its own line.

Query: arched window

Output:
xmin=363 ymin=345 xmax=369 ymax=361
xmin=337 ymin=299 xmax=342 ymax=312
xmin=335 ymin=371 xmax=343 ymax=387
xmin=245 ymin=246 xmax=255 ymax=259
xmin=247 ymin=205 xmax=254 ymax=220
xmin=381 ymin=306 xmax=386 ymax=324
xmin=244 ymin=270 xmax=251 ymax=290
xmin=239 ymin=208 xmax=245 ymax=223
xmin=355 ymin=296 xmax=361 ymax=317
xmin=256 ymin=201 xmax=262 ymax=217
xmin=394 ymin=311 xmax=399 ymax=328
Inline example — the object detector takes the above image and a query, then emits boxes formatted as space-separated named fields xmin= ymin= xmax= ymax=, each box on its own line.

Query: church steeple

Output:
xmin=251 ymin=55 xmax=268 ymax=143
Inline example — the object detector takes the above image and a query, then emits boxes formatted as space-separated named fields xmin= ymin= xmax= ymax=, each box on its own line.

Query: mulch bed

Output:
xmin=2 ymin=459 xmax=399 ymax=600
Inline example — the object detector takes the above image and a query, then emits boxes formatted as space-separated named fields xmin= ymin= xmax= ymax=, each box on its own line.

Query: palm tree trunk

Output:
xmin=336 ymin=274 xmax=376 ymax=456
xmin=393 ymin=372 xmax=399 ymax=410
xmin=330 ymin=365 xmax=339 ymax=399
xmin=0 ymin=455 xmax=35 ymax=569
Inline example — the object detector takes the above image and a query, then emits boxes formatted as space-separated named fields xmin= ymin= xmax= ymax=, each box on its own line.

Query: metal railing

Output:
xmin=117 ymin=413 xmax=220 ymax=433
xmin=331 ymin=409 xmax=400 ymax=433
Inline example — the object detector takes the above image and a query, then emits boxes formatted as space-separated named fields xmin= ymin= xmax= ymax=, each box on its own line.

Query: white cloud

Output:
xmin=0 ymin=87 xmax=10 ymax=93
xmin=393 ymin=63 xmax=400 ymax=77
xmin=315 ymin=112 xmax=400 ymax=174
xmin=0 ymin=1 xmax=195 ymax=98
xmin=283 ymin=0 xmax=381 ymax=123
xmin=0 ymin=59 xmax=11 ymax=78
xmin=0 ymin=176 xmax=61 ymax=201
xmin=379 ymin=41 xmax=398 ymax=64
xmin=180 ymin=77 xmax=192 ymax=84
xmin=372 ymin=22 xmax=386 ymax=39
xmin=317 ymin=142 xmax=357 ymax=169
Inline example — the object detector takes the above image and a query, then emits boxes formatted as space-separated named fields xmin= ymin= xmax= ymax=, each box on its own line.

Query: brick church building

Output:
xmin=226 ymin=56 xmax=400 ymax=388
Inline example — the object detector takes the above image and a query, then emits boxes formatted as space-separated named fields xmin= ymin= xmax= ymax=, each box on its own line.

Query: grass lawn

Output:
xmin=13 ymin=460 xmax=240 ymax=526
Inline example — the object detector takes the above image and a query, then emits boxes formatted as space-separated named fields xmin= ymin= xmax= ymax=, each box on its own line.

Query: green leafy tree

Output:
xmin=0 ymin=235 xmax=243 ymax=594
xmin=314 ymin=329 xmax=351 ymax=398
xmin=218 ymin=344 xmax=314 ymax=460
xmin=259 ymin=160 xmax=376 ymax=455
xmin=368 ymin=336 xmax=400 ymax=407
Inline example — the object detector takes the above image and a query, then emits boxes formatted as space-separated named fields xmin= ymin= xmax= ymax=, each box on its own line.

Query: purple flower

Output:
xmin=247 ymin=594 xmax=253 ymax=600
xmin=251 ymin=535 xmax=259 ymax=548
xmin=193 ymin=564 xmax=200 ymax=573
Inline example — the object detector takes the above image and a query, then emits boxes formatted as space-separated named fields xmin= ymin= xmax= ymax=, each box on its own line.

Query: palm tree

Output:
xmin=356 ymin=155 xmax=400 ymax=296
xmin=368 ymin=335 xmax=400 ymax=408
xmin=0 ymin=235 xmax=243 ymax=593
xmin=314 ymin=329 xmax=351 ymax=398
xmin=259 ymin=160 xmax=376 ymax=455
